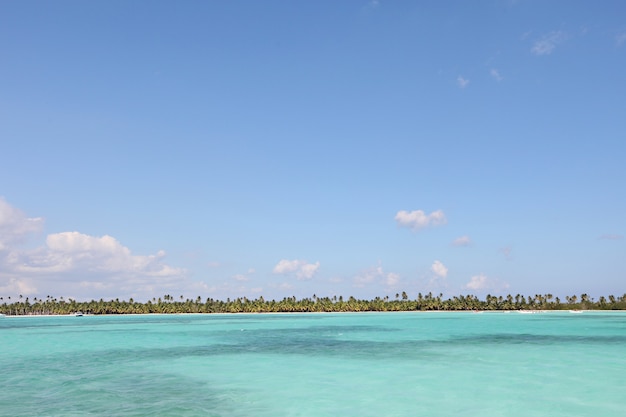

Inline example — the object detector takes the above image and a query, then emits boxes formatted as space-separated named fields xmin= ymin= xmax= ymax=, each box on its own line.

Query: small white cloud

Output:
xmin=465 ymin=274 xmax=489 ymax=290
xmin=299 ymin=262 xmax=320 ymax=279
xmin=464 ymin=274 xmax=509 ymax=292
xmin=273 ymin=259 xmax=320 ymax=280
xmin=457 ymin=76 xmax=470 ymax=89
xmin=616 ymin=31 xmax=626 ymax=47
xmin=385 ymin=272 xmax=400 ymax=287
xmin=395 ymin=209 xmax=447 ymax=232
xmin=531 ymin=31 xmax=567 ymax=55
xmin=490 ymin=68 xmax=503 ymax=82
xmin=232 ymin=274 xmax=249 ymax=282
xmin=452 ymin=236 xmax=472 ymax=247
xmin=599 ymin=234 xmax=623 ymax=240
xmin=273 ymin=259 xmax=300 ymax=274
xmin=362 ymin=0 xmax=381 ymax=13
xmin=231 ymin=267 xmax=256 ymax=282
xmin=353 ymin=263 xmax=399 ymax=289
xmin=431 ymin=260 xmax=448 ymax=279
xmin=353 ymin=265 xmax=381 ymax=287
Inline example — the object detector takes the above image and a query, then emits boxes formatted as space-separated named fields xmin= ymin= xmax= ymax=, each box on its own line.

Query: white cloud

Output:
xmin=0 ymin=199 xmax=189 ymax=301
xmin=299 ymin=262 xmax=320 ymax=280
xmin=531 ymin=31 xmax=566 ymax=55
xmin=0 ymin=277 xmax=38 ymax=296
xmin=16 ymin=232 xmax=175 ymax=277
xmin=431 ymin=260 xmax=448 ymax=279
xmin=490 ymin=68 xmax=503 ymax=82
xmin=232 ymin=274 xmax=249 ymax=282
xmin=231 ymin=267 xmax=255 ymax=282
xmin=353 ymin=263 xmax=400 ymax=289
xmin=273 ymin=259 xmax=320 ymax=280
xmin=464 ymin=274 xmax=509 ymax=293
xmin=599 ymin=234 xmax=623 ymax=240
xmin=362 ymin=0 xmax=381 ymax=13
xmin=353 ymin=266 xmax=379 ymax=287
xmin=395 ymin=209 xmax=446 ymax=232
xmin=0 ymin=197 xmax=44 ymax=250
xmin=457 ymin=76 xmax=470 ymax=88
xmin=385 ymin=272 xmax=400 ymax=287
xmin=616 ymin=31 xmax=626 ymax=47
xmin=273 ymin=259 xmax=300 ymax=274
xmin=465 ymin=274 xmax=489 ymax=290
xmin=452 ymin=236 xmax=472 ymax=246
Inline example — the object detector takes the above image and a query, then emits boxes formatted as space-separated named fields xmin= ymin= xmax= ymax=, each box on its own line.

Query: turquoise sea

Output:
xmin=1 ymin=311 xmax=625 ymax=417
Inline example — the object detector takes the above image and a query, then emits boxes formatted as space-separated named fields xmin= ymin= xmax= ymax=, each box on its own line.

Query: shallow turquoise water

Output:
xmin=1 ymin=312 xmax=625 ymax=417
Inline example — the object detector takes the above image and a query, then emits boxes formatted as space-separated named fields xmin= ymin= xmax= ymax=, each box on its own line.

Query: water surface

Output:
xmin=1 ymin=311 xmax=625 ymax=416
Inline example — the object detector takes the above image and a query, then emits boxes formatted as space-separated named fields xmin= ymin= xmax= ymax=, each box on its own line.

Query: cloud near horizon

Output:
xmin=431 ymin=260 xmax=448 ymax=279
xmin=353 ymin=263 xmax=400 ymax=289
xmin=0 ymin=198 xmax=190 ymax=301
xmin=395 ymin=209 xmax=447 ymax=232
xmin=273 ymin=259 xmax=320 ymax=280
xmin=464 ymin=274 xmax=509 ymax=293
xmin=465 ymin=274 xmax=489 ymax=290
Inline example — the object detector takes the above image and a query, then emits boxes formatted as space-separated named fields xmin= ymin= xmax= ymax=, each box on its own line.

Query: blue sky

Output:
xmin=1 ymin=0 xmax=625 ymax=302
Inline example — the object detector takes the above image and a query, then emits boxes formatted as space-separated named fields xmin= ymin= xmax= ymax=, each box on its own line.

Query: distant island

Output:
xmin=1 ymin=293 xmax=625 ymax=315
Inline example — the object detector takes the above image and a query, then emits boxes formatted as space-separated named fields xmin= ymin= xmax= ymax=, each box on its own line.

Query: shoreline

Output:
xmin=3 ymin=309 xmax=626 ymax=318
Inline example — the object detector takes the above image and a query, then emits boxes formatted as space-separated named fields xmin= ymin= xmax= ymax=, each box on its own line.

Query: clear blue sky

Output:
xmin=1 ymin=0 xmax=624 ymax=302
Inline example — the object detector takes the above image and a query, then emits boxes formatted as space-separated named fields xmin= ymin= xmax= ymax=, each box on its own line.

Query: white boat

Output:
xmin=569 ymin=310 xmax=583 ymax=314
xmin=73 ymin=312 xmax=84 ymax=317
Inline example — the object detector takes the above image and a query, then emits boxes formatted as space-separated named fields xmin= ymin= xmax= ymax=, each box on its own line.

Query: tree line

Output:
xmin=2 ymin=292 xmax=626 ymax=315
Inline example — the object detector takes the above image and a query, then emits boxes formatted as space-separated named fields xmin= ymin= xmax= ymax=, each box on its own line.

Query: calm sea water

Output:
xmin=1 ymin=311 xmax=625 ymax=417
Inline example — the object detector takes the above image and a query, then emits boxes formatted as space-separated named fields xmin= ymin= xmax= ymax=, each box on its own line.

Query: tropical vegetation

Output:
xmin=2 ymin=292 xmax=626 ymax=315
